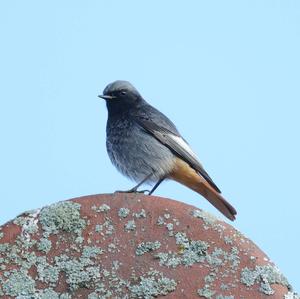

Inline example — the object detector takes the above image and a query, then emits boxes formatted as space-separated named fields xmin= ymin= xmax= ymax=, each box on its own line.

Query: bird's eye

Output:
xmin=120 ymin=90 xmax=127 ymax=96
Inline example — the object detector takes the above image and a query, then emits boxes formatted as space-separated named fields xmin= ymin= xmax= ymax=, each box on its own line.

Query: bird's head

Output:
xmin=99 ymin=80 xmax=143 ymax=114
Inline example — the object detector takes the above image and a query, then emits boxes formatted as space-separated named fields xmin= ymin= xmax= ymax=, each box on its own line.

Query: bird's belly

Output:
xmin=106 ymin=129 xmax=175 ymax=182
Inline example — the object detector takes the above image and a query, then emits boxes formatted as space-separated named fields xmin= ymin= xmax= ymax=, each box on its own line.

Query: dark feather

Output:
xmin=135 ymin=118 xmax=221 ymax=193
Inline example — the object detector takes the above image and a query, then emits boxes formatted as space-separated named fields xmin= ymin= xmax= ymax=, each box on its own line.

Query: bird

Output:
xmin=98 ymin=80 xmax=237 ymax=221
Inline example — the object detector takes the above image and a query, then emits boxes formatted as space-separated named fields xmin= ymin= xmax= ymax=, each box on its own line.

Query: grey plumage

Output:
xmin=99 ymin=80 xmax=237 ymax=221
xmin=104 ymin=81 xmax=176 ymax=182
xmin=102 ymin=80 xmax=220 ymax=191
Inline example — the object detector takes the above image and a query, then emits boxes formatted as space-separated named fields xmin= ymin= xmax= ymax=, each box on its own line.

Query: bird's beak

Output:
xmin=98 ymin=95 xmax=116 ymax=100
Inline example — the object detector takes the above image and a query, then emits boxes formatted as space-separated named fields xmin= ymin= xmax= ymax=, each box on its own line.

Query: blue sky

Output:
xmin=0 ymin=0 xmax=299 ymax=290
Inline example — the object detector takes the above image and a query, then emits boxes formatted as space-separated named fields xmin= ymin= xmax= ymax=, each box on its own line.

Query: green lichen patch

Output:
xmin=118 ymin=207 xmax=130 ymax=218
xmin=192 ymin=209 xmax=218 ymax=227
xmin=165 ymin=222 xmax=174 ymax=236
xmin=37 ymin=258 xmax=60 ymax=284
xmin=87 ymin=286 xmax=113 ymax=299
xmin=240 ymin=264 xmax=290 ymax=295
xmin=136 ymin=241 xmax=161 ymax=256
xmin=157 ymin=216 xmax=165 ymax=226
xmin=164 ymin=213 xmax=171 ymax=219
xmin=13 ymin=210 xmax=40 ymax=240
xmin=134 ymin=209 xmax=146 ymax=218
xmin=28 ymin=288 xmax=72 ymax=299
xmin=155 ymin=252 xmax=181 ymax=268
xmin=39 ymin=201 xmax=86 ymax=235
xmin=94 ymin=219 xmax=114 ymax=236
xmin=0 ymin=201 xmax=107 ymax=298
xmin=124 ymin=220 xmax=136 ymax=231
xmin=91 ymin=204 xmax=111 ymax=213
xmin=0 ymin=243 xmax=9 ymax=253
xmin=175 ymin=232 xmax=190 ymax=249
xmin=197 ymin=285 xmax=216 ymax=298
xmin=166 ymin=223 xmax=173 ymax=231
xmin=181 ymin=240 xmax=209 ymax=266
xmin=2 ymin=270 xmax=36 ymax=297
xmin=155 ymin=231 xmax=209 ymax=268
xmin=206 ymin=246 xmax=240 ymax=270
xmin=224 ymin=236 xmax=233 ymax=245
xmin=37 ymin=237 xmax=52 ymax=253
xmin=129 ymin=270 xmax=177 ymax=299
xmin=54 ymin=253 xmax=102 ymax=291
xmin=82 ymin=245 xmax=103 ymax=258
xmin=285 ymin=291 xmax=300 ymax=299
xmin=204 ymin=273 xmax=216 ymax=284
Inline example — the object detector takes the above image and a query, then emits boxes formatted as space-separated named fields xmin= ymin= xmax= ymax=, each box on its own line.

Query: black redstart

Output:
xmin=99 ymin=80 xmax=237 ymax=221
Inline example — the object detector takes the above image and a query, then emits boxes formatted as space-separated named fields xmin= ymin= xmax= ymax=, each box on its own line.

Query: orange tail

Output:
xmin=169 ymin=158 xmax=237 ymax=221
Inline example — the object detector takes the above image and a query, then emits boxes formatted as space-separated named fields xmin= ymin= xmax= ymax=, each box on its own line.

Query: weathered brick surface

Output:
xmin=0 ymin=193 xmax=297 ymax=298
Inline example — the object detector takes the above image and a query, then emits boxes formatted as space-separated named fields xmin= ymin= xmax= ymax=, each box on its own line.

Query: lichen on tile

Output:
xmin=2 ymin=270 xmax=36 ymax=297
xmin=37 ymin=237 xmax=52 ymax=253
xmin=118 ymin=207 xmax=130 ymax=218
xmin=197 ymin=285 xmax=216 ymax=298
xmin=136 ymin=241 xmax=161 ymax=256
xmin=124 ymin=220 xmax=136 ymax=231
xmin=284 ymin=291 xmax=300 ymax=299
xmin=129 ymin=270 xmax=177 ymax=299
xmin=91 ymin=204 xmax=111 ymax=213
xmin=39 ymin=201 xmax=86 ymax=235
xmin=240 ymin=264 xmax=290 ymax=295
xmin=191 ymin=209 xmax=218 ymax=227
xmin=134 ymin=209 xmax=146 ymax=218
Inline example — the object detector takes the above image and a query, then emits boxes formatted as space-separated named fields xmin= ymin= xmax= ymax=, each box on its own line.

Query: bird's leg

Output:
xmin=115 ymin=173 xmax=153 ymax=194
xmin=148 ymin=178 xmax=165 ymax=195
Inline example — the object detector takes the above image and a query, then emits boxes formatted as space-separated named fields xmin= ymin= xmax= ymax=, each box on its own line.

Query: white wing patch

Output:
xmin=168 ymin=134 xmax=200 ymax=163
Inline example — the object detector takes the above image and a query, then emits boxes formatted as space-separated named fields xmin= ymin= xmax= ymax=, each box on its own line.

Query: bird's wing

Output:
xmin=135 ymin=118 xmax=221 ymax=193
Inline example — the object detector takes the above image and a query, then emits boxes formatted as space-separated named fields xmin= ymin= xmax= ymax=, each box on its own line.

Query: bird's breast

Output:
xmin=106 ymin=117 xmax=175 ymax=182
